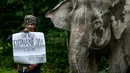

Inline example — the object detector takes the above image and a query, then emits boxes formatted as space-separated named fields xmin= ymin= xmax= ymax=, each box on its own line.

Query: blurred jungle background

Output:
xmin=0 ymin=0 xmax=108 ymax=73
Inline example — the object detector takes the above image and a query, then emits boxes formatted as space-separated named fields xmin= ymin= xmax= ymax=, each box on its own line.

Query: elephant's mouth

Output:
xmin=90 ymin=18 xmax=111 ymax=50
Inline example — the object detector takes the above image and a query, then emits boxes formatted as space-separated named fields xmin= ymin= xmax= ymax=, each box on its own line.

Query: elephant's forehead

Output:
xmin=90 ymin=0 xmax=111 ymax=6
xmin=89 ymin=0 xmax=112 ymax=14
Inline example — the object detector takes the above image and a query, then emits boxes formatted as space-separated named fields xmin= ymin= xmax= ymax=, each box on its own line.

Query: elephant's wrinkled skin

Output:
xmin=46 ymin=0 xmax=130 ymax=73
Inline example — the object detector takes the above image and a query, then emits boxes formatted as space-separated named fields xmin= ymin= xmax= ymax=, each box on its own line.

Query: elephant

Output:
xmin=45 ymin=0 xmax=130 ymax=73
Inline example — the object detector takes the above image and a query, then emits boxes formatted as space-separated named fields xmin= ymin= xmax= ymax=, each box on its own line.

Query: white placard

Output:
xmin=12 ymin=32 xmax=46 ymax=64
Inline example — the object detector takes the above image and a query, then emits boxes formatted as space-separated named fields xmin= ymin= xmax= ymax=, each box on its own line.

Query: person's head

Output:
xmin=24 ymin=15 xmax=37 ymax=31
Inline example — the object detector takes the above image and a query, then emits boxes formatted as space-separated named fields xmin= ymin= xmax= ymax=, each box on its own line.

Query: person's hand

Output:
xmin=23 ymin=28 xmax=29 ymax=32
xmin=23 ymin=67 xmax=27 ymax=72
xmin=29 ymin=64 xmax=38 ymax=70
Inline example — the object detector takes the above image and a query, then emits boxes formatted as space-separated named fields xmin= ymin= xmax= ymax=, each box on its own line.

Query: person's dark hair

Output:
xmin=24 ymin=15 xmax=37 ymax=25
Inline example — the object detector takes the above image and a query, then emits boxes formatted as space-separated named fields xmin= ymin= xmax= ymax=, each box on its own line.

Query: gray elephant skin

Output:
xmin=46 ymin=0 xmax=130 ymax=73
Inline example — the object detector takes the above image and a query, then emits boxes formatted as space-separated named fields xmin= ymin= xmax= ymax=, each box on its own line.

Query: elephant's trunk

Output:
xmin=69 ymin=25 xmax=93 ymax=73
xmin=68 ymin=2 xmax=94 ymax=72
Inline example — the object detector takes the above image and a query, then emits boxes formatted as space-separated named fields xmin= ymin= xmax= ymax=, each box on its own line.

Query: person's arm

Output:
xmin=29 ymin=63 xmax=42 ymax=70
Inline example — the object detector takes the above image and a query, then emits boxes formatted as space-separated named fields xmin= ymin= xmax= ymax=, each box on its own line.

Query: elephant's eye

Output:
xmin=69 ymin=6 xmax=73 ymax=10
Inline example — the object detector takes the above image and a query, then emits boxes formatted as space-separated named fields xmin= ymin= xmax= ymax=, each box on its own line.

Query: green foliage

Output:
xmin=0 ymin=68 xmax=17 ymax=73
xmin=0 ymin=0 xmax=69 ymax=72
xmin=0 ymin=40 xmax=4 ymax=54
xmin=99 ymin=56 xmax=109 ymax=73
xmin=0 ymin=40 xmax=12 ymax=56
xmin=98 ymin=70 xmax=107 ymax=73
xmin=42 ymin=29 xmax=69 ymax=73
xmin=0 ymin=56 xmax=15 ymax=68
xmin=0 ymin=0 xmax=60 ymax=39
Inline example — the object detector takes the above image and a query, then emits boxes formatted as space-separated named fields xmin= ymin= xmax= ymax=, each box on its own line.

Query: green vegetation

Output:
xmin=0 ymin=0 xmax=108 ymax=73
xmin=0 ymin=0 xmax=69 ymax=73
xmin=0 ymin=68 xmax=17 ymax=73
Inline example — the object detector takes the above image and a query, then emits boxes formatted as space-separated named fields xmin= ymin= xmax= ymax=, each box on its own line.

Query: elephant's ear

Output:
xmin=111 ymin=16 xmax=127 ymax=39
xmin=45 ymin=0 xmax=71 ymax=30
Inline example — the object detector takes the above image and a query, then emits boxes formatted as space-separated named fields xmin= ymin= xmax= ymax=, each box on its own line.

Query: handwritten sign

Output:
xmin=12 ymin=32 xmax=46 ymax=64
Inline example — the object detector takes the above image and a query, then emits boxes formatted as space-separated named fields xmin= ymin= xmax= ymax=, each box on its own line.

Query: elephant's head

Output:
xmin=46 ymin=0 xmax=127 ymax=49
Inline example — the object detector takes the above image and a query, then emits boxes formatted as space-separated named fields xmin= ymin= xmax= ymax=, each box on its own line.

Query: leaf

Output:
xmin=98 ymin=70 xmax=107 ymax=73
xmin=0 ymin=47 xmax=3 ymax=50
xmin=7 ymin=0 xmax=16 ymax=4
